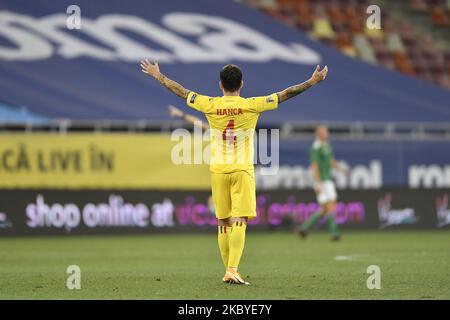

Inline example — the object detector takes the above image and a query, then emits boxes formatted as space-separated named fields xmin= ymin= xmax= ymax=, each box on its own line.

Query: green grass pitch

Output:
xmin=0 ymin=231 xmax=449 ymax=299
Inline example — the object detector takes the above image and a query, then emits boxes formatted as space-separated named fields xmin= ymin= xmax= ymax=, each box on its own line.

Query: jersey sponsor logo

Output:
xmin=266 ymin=96 xmax=274 ymax=103
xmin=0 ymin=12 xmax=321 ymax=64
xmin=216 ymin=108 xmax=243 ymax=116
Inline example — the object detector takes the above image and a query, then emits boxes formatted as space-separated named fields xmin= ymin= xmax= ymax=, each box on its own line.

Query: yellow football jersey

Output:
xmin=186 ymin=92 xmax=278 ymax=173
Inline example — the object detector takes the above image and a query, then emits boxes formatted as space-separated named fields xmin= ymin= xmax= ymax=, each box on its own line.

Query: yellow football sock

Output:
xmin=217 ymin=226 xmax=230 ymax=268
xmin=228 ymin=221 xmax=247 ymax=269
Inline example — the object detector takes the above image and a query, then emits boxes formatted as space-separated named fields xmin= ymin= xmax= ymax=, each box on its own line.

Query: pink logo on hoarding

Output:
xmin=175 ymin=194 xmax=365 ymax=227
xmin=175 ymin=196 xmax=217 ymax=226
xmin=261 ymin=195 xmax=365 ymax=226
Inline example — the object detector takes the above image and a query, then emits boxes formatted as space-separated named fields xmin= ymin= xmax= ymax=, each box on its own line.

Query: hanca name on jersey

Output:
xmin=216 ymin=108 xmax=243 ymax=116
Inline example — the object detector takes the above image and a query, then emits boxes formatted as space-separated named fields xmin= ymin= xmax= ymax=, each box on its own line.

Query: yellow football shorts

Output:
xmin=210 ymin=170 xmax=257 ymax=220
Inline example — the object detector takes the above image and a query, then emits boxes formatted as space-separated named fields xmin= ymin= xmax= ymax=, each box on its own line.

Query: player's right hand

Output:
xmin=310 ymin=65 xmax=328 ymax=84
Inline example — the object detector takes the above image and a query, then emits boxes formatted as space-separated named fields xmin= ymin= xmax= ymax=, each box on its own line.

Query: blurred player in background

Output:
xmin=168 ymin=105 xmax=209 ymax=130
xmin=168 ymin=105 xmax=217 ymax=219
xmin=298 ymin=125 xmax=348 ymax=241
xmin=141 ymin=59 xmax=328 ymax=285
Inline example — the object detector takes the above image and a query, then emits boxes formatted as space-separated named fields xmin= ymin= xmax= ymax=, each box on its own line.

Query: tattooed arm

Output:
xmin=277 ymin=65 xmax=328 ymax=103
xmin=140 ymin=59 xmax=190 ymax=99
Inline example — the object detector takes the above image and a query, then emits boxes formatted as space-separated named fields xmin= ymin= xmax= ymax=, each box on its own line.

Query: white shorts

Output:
xmin=317 ymin=180 xmax=337 ymax=205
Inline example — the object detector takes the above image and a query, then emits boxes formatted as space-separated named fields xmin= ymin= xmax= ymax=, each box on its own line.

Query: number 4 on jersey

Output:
xmin=222 ymin=120 xmax=236 ymax=145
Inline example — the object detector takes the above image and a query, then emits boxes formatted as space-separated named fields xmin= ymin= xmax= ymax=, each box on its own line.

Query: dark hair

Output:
xmin=220 ymin=64 xmax=242 ymax=92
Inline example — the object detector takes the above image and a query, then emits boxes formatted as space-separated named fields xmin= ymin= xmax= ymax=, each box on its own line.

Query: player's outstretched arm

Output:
xmin=141 ymin=59 xmax=191 ymax=99
xmin=310 ymin=162 xmax=323 ymax=194
xmin=332 ymin=159 xmax=349 ymax=175
xmin=276 ymin=65 xmax=328 ymax=103
xmin=168 ymin=105 xmax=209 ymax=130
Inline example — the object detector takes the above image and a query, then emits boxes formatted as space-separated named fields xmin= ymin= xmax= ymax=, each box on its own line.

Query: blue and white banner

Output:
xmin=257 ymin=139 xmax=450 ymax=189
xmin=1 ymin=0 xmax=449 ymax=123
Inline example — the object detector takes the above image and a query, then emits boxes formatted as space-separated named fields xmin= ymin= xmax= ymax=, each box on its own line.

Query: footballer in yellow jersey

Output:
xmin=141 ymin=60 xmax=328 ymax=285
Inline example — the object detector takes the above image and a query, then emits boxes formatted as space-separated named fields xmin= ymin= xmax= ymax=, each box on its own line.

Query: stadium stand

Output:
xmin=0 ymin=0 xmax=449 ymax=128
xmin=239 ymin=0 xmax=450 ymax=89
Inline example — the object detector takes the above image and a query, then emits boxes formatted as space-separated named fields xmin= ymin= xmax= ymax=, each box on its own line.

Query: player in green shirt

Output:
xmin=298 ymin=125 xmax=348 ymax=241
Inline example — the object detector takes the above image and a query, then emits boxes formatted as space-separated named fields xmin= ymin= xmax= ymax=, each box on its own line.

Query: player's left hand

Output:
xmin=140 ymin=59 xmax=161 ymax=78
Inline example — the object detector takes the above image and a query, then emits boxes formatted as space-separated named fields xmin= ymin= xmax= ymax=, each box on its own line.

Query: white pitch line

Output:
xmin=334 ymin=254 xmax=400 ymax=263
xmin=334 ymin=254 xmax=369 ymax=261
